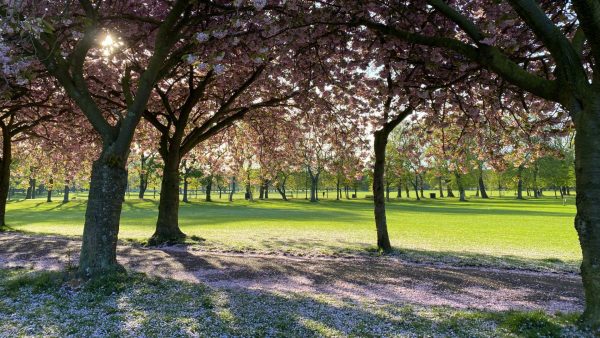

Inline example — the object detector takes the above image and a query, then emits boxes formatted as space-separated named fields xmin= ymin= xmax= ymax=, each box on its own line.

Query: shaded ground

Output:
xmin=0 ymin=232 xmax=583 ymax=314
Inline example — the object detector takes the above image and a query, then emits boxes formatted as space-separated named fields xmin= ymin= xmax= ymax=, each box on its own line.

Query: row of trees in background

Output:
xmin=6 ymin=117 xmax=574 ymax=204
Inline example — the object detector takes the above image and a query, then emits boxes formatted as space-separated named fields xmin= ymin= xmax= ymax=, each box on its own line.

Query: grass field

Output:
xmin=4 ymin=190 xmax=580 ymax=270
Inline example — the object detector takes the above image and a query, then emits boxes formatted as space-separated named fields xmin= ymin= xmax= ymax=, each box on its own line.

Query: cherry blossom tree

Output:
xmin=341 ymin=0 xmax=600 ymax=324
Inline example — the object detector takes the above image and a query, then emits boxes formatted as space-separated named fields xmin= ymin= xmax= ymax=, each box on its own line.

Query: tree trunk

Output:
xmin=259 ymin=182 xmax=265 ymax=199
xmin=47 ymin=177 xmax=53 ymax=202
xmin=63 ymin=183 xmax=70 ymax=203
xmin=276 ymin=175 xmax=288 ymax=201
xmin=397 ymin=180 xmax=402 ymax=198
xmin=336 ymin=178 xmax=341 ymax=200
xmin=246 ymin=181 xmax=252 ymax=200
xmin=205 ymin=176 xmax=212 ymax=202
xmin=438 ymin=176 xmax=444 ymax=198
xmin=229 ymin=177 xmax=235 ymax=202
xmin=139 ymin=175 xmax=147 ymax=199
xmin=78 ymin=159 xmax=128 ymax=277
xmin=309 ymin=171 xmax=319 ymax=202
xmin=413 ymin=174 xmax=420 ymax=201
xmin=446 ymin=179 xmax=455 ymax=197
xmin=182 ymin=173 xmax=189 ymax=203
xmin=0 ymin=133 xmax=11 ymax=228
xmin=29 ymin=177 xmax=36 ymax=199
xmin=516 ymin=164 xmax=524 ymax=200
xmin=419 ymin=174 xmax=425 ymax=199
xmin=264 ymin=181 xmax=269 ymax=199
xmin=385 ymin=182 xmax=390 ymax=202
xmin=139 ymin=153 xmax=147 ymax=199
xmin=151 ymin=151 xmax=186 ymax=245
xmin=277 ymin=184 xmax=287 ymax=201
xmin=478 ymin=165 xmax=489 ymax=199
xmin=533 ymin=163 xmax=540 ymax=198
xmin=373 ymin=131 xmax=392 ymax=252
xmin=455 ymin=172 xmax=466 ymax=202
xmin=405 ymin=183 xmax=410 ymax=198
xmin=574 ymin=111 xmax=600 ymax=327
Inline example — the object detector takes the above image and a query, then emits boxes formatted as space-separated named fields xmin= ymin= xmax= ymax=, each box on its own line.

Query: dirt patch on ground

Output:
xmin=0 ymin=232 xmax=583 ymax=313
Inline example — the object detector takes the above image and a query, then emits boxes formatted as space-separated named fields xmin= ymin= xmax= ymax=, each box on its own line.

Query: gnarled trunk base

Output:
xmin=150 ymin=155 xmax=186 ymax=245
xmin=78 ymin=161 xmax=127 ymax=277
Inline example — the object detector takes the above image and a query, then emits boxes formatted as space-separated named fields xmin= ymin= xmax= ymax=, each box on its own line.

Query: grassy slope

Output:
xmin=4 ymin=191 xmax=580 ymax=268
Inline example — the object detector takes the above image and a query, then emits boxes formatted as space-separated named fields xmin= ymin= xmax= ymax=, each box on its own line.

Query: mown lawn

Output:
xmin=4 ymin=191 xmax=579 ymax=270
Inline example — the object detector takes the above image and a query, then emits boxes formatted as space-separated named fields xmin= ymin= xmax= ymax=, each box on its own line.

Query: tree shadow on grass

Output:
xmin=195 ymin=237 xmax=580 ymax=273
xmin=0 ymin=267 xmax=592 ymax=337
xmin=0 ymin=232 xmax=591 ymax=336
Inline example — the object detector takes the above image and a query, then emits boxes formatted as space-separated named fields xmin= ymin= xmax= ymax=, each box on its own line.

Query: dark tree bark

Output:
xmin=79 ymin=159 xmax=128 ymax=276
xmin=47 ymin=177 xmax=53 ymax=202
xmin=205 ymin=176 xmax=212 ymax=202
xmin=151 ymin=150 xmax=186 ymax=245
xmin=31 ymin=177 xmax=36 ymax=199
xmin=26 ymin=174 xmax=36 ymax=199
xmin=336 ymin=177 xmax=341 ymax=200
xmin=478 ymin=164 xmax=489 ymax=199
xmin=446 ymin=179 xmax=455 ymax=197
xmin=276 ymin=174 xmax=288 ymax=201
xmin=516 ymin=164 xmax=524 ymax=200
xmin=373 ymin=130 xmax=392 ymax=252
xmin=574 ymin=113 xmax=600 ymax=327
xmin=264 ymin=180 xmax=269 ymax=199
xmin=259 ymin=182 xmax=265 ymax=199
xmin=412 ymin=173 xmax=420 ymax=201
xmin=0 ymin=132 xmax=11 ymax=228
xmin=182 ymin=173 xmax=189 ymax=203
xmin=229 ymin=177 xmax=235 ymax=202
xmin=533 ymin=163 xmax=540 ymax=198
xmin=455 ymin=172 xmax=466 ymax=202
xmin=138 ymin=153 xmax=148 ymax=199
xmin=419 ymin=174 xmax=425 ymax=199
xmin=438 ymin=176 xmax=444 ymax=198
xmin=63 ymin=183 xmax=70 ymax=203
xmin=405 ymin=183 xmax=410 ymax=198
xmin=372 ymin=105 xmax=412 ymax=252
xmin=308 ymin=168 xmax=320 ymax=202
xmin=385 ymin=182 xmax=391 ymax=202
xmin=245 ymin=180 xmax=253 ymax=200
xmin=397 ymin=183 xmax=402 ymax=198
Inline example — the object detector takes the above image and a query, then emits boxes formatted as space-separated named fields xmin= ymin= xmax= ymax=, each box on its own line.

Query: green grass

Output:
xmin=0 ymin=268 xmax=593 ymax=337
xmin=4 ymin=191 xmax=580 ymax=270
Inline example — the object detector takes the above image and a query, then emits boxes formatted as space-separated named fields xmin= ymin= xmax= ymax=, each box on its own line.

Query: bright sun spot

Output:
xmin=100 ymin=33 xmax=122 ymax=56
xmin=101 ymin=34 xmax=114 ymax=47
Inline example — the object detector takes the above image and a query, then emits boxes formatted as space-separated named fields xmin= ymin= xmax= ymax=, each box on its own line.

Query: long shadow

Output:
xmin=0 ymin=232 xmax=590 ymax=336
xmin=384 ymin=200 xmax=573 ymax=218
xmin=4 ymin=196 xmax=574 ymax=231
xmin=1 ymin=266 xmax=587 ymax=336
xmin=240 ymin=237 xmax=581 ymax=271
